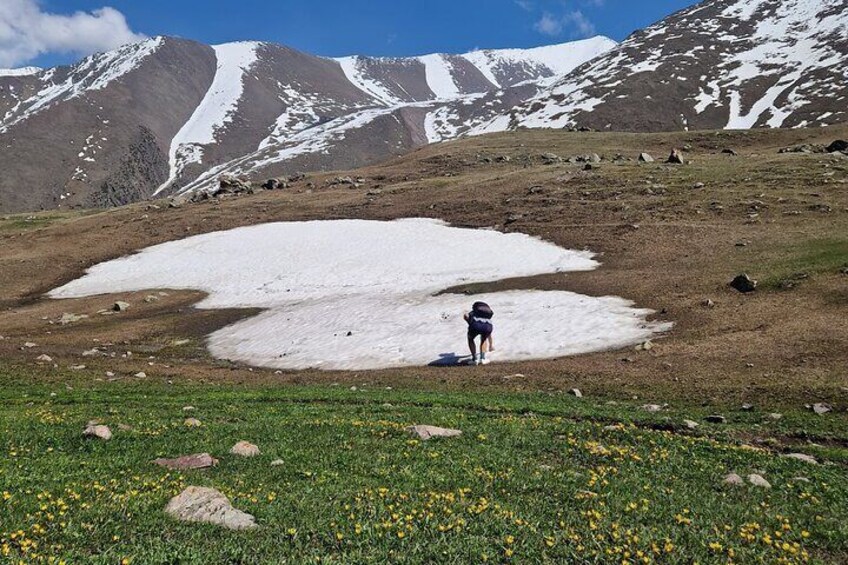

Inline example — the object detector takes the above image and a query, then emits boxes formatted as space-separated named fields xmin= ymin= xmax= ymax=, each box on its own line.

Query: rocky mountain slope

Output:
xmin=507 ymin=0 xmax=848 ymax=132
xmin=0 ymin=36 xmax=613 ymax=212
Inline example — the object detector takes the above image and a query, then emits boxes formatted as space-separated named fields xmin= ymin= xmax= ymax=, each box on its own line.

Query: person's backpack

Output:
xmin=472 ymin=301 xmax=493 ymax=319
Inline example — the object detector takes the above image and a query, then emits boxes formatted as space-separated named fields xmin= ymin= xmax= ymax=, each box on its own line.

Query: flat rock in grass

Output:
xmin=406 ymin=425 xmax=462 ymax=441
xmin=230 ymin=441 xmax=260 ymax=457
xmin=705 ymin=415 xmax=726 ymax=424
xmin=270 ymin=459 xmax=285 ymax=467
xmin=638 ymin=152 xmax=654 ymax=162
xmin=723 ymin=473 xmax=745 ymax=486
xmin=165 ymin=486 xmax=256 ymax=530
xmin=683 ymin=419 xmax=699 ymax=430
xmin=154 ymin=453 xmax=218 ymax=470
xmin=83 ymin=424 xmax=112 ymax=441
xmin=59 ymin=313 xmax=88 ymax=325
xmin=747 ymin=474 xmax=771 ymax=488
xmin=768 ymin=413 xmax=783 ymax=420
xmin=112 ymin=301 xmax=131 ymax=312
xmin=783 ymin=453 xmax=818 ymax=465
xmin=811 ymin=403 xmax=832 ymax=415
xmin=569 ymin=388 xmax=583 ymax=398
xmin=640 ymin=404 xmax=666 ymax=413
xmin=184 ymin=418 xmax=202 ymax=427
xmin=36 ymin=354 xmax=53 ymax=363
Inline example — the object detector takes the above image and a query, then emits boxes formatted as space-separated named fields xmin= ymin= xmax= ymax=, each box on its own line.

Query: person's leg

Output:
xmin=479 ymin=334 xmax=491 ymax=364
xmin=467 ymin=333 xmax=478 ymax=364
xmin=487 ymin=334 xmax=494 ymax=352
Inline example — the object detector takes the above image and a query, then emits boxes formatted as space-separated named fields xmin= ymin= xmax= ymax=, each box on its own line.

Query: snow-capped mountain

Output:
xmin=507 ymin=0 xmax=848 ymax=131
xmin=0 ymin=35 xmax=613 ymax=212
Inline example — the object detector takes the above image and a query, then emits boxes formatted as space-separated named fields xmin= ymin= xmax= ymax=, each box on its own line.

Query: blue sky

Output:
xmin=12 ymin=0 xmax=699 ymax=68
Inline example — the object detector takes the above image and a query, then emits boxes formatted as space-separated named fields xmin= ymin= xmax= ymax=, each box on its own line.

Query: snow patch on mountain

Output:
xmin=335 ymin=56 xmax=403 ymax=106
xmin=155 ymin=41 xmax=261 ymax=195
xmin=418 ymin=54 xmax=460 ymax=99
xmin=0 ymin=67 xmax=42 ymax=77
xmin=1 ymin=38 xmax=163 ymax=133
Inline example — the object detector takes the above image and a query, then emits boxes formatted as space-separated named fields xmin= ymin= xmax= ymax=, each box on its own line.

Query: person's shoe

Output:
xmin=479 ymin=358 xmax=491 ymax=365
xmin=466 ymin=357 xmax=479 ymax=366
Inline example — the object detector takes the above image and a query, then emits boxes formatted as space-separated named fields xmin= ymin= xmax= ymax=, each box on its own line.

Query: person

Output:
xmin=464 ymin=301 xmax=494 ymax=365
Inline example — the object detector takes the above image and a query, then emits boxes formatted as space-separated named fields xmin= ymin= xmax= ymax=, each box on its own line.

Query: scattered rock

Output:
xmin=683 ymin=419 xmax=699 ymax=430
xmin=569 ymin=388 xmax=583 ymax=398
xmin=741 ymin=404 xmax=754 ymax=412
xmin=702 ymin=299 xmax=715 ymax=308
xmin=747 ymin=474 xmax=771 ymax=488
xmin=730 ymin=274 xmax=757 ymax=293
xmin=70 ymin=365 xmax=86 ymax=371
xmin=261 ymin=178 xmax=288 ymax=190
xmin=83 ymin=424 xmax=112 ymax=441
xmin=768 ymin=413 xmax=783 ymax=420
xmin=541 ymin=152 xmax=562 ymax=164
xmin=640 ymin=404 xmax=666 ymax=413
xmin=705 ymin=415 xmax=726 ymax=424
xmin=133 ymin=372 xmax=147 ymax=379
xmin=638 ymin=152 xmax=654 ymax=162
xmin=779 ymin=143 xmax=826 ymax=154
xmin=722 ymin=148 xmax=738 ymax=156
xmin=144 ymin=295 xmax=160 ymax=303
xmin=811 ymin=403 xmax=832 ymax=415
xmin=270 ymin=459 xmax=285 ymax=467
xmin=184 ymin=418 xmax=202 ymax=427
xmin=406 ymin=425 xmax=462 ymax=440
xmin=692 ymin=182 xmax=705 ymax=189
xmin=723 ymin=473 xmax=745 ymax=486
xmin=182 ymin=406 xmax=196 ymax=412
xmin=783 ymin=453 xmax=818 ymax=465
xmin=82 ymin=348 xmax=101 ymax=357
xmin=154 ymin=453 xmax=218 ymax=470
xmin=23 ymin=342 xmax=37 ymax=348
xmin=112 ymin=301 xmax=130 ymax=312
xmin=666 ymin=149 xmax=685 ymax=164
xmin=635 ymin=340 xmax=653 ymax=352
xmin=165 ymin=486 xmax=257 ymax=530
xmin=59 ymin=313 xmax=88 ymax=325
xmin=826 ymin=140 xmax=847 ymax=153
xmin=36 ymin=354 xmax=53 ymax=363
xmin=230 ymin=441 xmax=260 ymax=457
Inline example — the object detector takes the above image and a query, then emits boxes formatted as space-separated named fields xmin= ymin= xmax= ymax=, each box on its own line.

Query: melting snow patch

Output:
xmin=49 ymin=219 xmax=670 ymax=370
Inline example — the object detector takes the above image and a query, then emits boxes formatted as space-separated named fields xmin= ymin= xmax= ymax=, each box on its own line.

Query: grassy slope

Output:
xmin=1 ymin=370 xmax=846 ymax=564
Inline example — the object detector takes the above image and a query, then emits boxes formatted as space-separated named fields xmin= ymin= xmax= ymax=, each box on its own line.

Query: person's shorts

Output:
xmin=468 ymin=320 xmax=493 ymax=340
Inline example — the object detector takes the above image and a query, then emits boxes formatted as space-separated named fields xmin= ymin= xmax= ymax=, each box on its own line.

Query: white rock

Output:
xmin=230 ymin=441 xmax=260 ymax=457
xmin=36 ymin=354 xmax=53 ymax=363
xmin=184 ymin=418 xmax=202 ymax=427
xmin=270 ymin=459 xmax=285 ymax=467
xmin=406 ymin=425 xmax=462 ymax=440
xmin=133 ymin=372 xmax=147 ymax=379
xmin=83 ymin=424 xmax=112 ymax=440
xmin=783 ymin=453 xmax=818 ymax=465
xmin=723 ymin=472 xmax=744 ymax=486
xmin=569 ymin=388 xmax=583 ymax=398
xmin=747 ymin=474 xmax=771 ymax=488
xmin=165 ymin=487 xmax=257 ymax=530
xmin=640 ymin=404 xmax=665 ymax=413
xmin=683 ymin=419 xmax=699 ymax=429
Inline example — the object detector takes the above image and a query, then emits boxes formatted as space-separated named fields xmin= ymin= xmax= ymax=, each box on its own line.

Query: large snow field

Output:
xmin=50 ymin=219 xmax=671 ymax=370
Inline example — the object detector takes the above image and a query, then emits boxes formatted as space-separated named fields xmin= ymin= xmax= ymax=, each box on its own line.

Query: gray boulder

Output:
xmin=165 ymin=487 xmax=257 ymax=530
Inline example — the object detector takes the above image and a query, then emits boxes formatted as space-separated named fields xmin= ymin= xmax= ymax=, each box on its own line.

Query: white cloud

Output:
xmin=534 ymin=8 xmax=597 ymax=39
xmin=0 ymin=0 xmax=145 ymax=68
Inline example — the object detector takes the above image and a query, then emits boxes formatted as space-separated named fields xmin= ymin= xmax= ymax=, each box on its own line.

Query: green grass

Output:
xmin=1 ymin=376 xmax=846 ymax=564
xmin=762 ymin=238 xmax=848 ymax=290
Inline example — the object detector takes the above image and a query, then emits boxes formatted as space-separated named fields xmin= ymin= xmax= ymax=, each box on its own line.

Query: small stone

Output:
xmin=747 ymin=474 xmax=771 ymax=488
xmin=23 ymin=342 xmax=37 ymax=348
xmin=182 ymin=406 xmax=196 ymax=412
xmin=82 ymin=348 xmax=101 ymax=357
xmin=83 ymin=424 xmax=112 ymax=441
xmin=730 ymin=274 xmax=758 ymax=293
xmin=270 ymin=459 xmax=285 ymax=467
xmin=112 ymin=301 xmax=130 ymax=312
xmin=635 ymin=340 xmax=653 ymax=351
xmin=165 ymin=487 xmax=257 ymax=530
xmin=812 ymin=403 xmax=832 ymax=415
xmin=406 ymin=425 xmax=462 ymax=440
xmin=768 ymin=413 xmax=783 ymax=420
xmin=705 ymin=415 xmax=726 ymax=424
xmin=666 ymin=149 xmax=685 ymax=164
xmin=693 ymin=182 xmax=705 ymax=189
xmin=723 ymin=473 xmax=745 ymax=486
xmin=36 ymin=354 xmax=53 ymax=363
xmin=741 ymin=404 xmax=754 ymax=411
xmin=70 ymin=365 xmax=86 ymax=371
xmin=184 ymin=418 xmax=202 ymax=427
xmin=59 ymin=313 xmax=88 ymax=325
xmin=638 ymin=152 xmax=654 ymax=162
xmin=154 ymin=453 xmax=218 ymax=470
xmin=640 ymin=404 xmax=665 ymax=413
xmin=783 ymin=453 xmax=818 ymax=465
xmin=702 ymin=299 xmax=715 ymax=308
xmin=133 ymin=372 xmax=147 ymax=379
xmin=683 ymin=419 xmax=699 ymax=429
xmin=230 ymin=441 xmax=260 ymax=457
xmin=144 ymin=295 xmax=160 ymax=303
xmin=569 ymin=388 xmax=583 ymax=398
